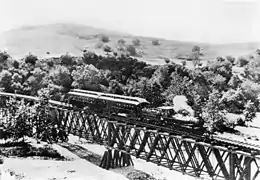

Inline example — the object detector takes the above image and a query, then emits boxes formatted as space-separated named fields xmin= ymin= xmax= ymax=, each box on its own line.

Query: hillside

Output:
xmin=0 ymin=23 xmax=259 ymax=64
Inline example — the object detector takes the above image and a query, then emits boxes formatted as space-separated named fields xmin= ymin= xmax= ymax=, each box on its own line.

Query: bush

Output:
xmin=201 ymin=90 xmax=228 ymax=132
xmin=132 ymin=38 xmax=141 ymax=46
xmin=117 ymin=39 xmax=126 ymax=44
xmin=99 ymin=34 xmax=110 ymax=43
xmin=25 ymin=53 xmax=38 ymax=65
xmin=0 ymin=51 xmax=9 ymax=63
xmin=192 ymin=45 xmax=201 ymax=53
xmin=164 ymin=58 xmax=170 ymax=64
xmin=152 ymin=39 xmax=160 ymax=46
xmin=13 ymin=60 xmax=20 ymax=69
xmin=60 ymin=53 xmax=74 ymax=66
xmin=226 ymin=56 xmax=235 ymax=65
xmin=236 ymin=57 xmax=249 ymax=67
xmin=126 ymin=45 xmax=137 ymax=56
xmin=103 ymin=45 xmax=112 ymax=54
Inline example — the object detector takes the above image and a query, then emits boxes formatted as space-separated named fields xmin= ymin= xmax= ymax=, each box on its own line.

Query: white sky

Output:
xmin=0 ymin=0 xmax=259 ymax=43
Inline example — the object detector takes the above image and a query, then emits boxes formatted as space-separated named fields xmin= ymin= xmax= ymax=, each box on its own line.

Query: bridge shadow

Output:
xmin=58 ymin=142 xmax=102 ymax=166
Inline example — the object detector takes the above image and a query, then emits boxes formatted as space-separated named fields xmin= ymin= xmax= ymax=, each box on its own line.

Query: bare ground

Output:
xmin=0 ymin=135 xmax=200 ymax=180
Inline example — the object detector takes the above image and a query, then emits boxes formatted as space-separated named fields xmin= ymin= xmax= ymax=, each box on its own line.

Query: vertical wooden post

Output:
xmin=229 ymin=151 xmax=235 ymax=180
xmin=244 ymin=156 xmax=251 ymax=180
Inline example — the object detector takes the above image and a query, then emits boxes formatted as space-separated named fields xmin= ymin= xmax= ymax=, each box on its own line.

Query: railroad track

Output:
xmin=105 ymin=114 xmax=260 ymax=153
xmin=49 ymin=103 xmax=260 ymax=153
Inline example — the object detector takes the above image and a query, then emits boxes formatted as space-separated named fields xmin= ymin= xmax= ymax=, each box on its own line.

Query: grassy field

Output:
xmin=0 ymin=23 xmax=259 ymax=65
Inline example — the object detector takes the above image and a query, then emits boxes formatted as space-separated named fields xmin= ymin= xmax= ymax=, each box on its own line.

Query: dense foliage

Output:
xmin=1 ymin=48 xmax=260 ymax=132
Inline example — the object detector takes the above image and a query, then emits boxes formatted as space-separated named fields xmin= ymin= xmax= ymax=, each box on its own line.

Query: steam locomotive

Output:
xmin=68 ymin=89 xmax=205 ymax=132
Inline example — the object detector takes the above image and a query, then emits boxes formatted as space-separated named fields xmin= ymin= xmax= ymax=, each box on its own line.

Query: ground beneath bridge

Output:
xmin=0 ymin=135 xmax=199 ymax=180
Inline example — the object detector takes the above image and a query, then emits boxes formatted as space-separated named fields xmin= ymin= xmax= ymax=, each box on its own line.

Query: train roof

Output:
xmin=68 ymin=91 xmax=99 ymax=99
xmin=69 ymin=90 xmax=145 ymax=105
xmin=157 ymin=106 xmax=175 ymax=110
xmin=0 ymin=92 xmax=39 ymax=101
xmin=49 ymin=100 xmax=73 ymax=108
xmin=71 ymin=89 xmax=102 ymax=96
xmin=98 ymin=95 xmax=140 ymax=105
xmin=71 ymin=89 xmax=149 ymax=104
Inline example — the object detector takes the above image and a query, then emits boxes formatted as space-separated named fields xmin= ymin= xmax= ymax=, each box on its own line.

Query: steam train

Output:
xmin=0 ymin=90 xmax=205 ymax=135
xmin=68 ymin=89 xmax=205 ymax=133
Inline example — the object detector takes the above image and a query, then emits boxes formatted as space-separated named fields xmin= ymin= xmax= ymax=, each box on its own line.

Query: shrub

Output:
xmin=113 ymin=52 xmax=118 ymax=57
xmin=60 ymin=53 xmax=74 ymax=66
xmin=25 ymin=53 xmax=38 ymax=65
xmin=0 ymin=51 xmax=9 ymax=63
xmin=236 ymin=57 xmax=249 ymax=67
xmin=99 ymin=34 xmax=110 ymax=43
xmin=216 ymin=56 xmax=225 ymax=62
xmin=243 ymin=100 xmax=257 ymax=123
xmin=192 ymin=45 xmax=201 ymax=53
xmin=126 ymin=45 xmax=137 ymax=56
xmin=152 ymin=40 xmax=160 ymax=46
xmin=164 ymin=58 xmax=170 ymax=64
xmin=226 ymin=56 xmax=235 ymax=65
xmin=103 ymin=45 xmax=112 ymax=54
xmin=132 ymin=38 xmax=141 ymax=46
xmin=117 ymin=39 xmax=126 ymax=44
xmin=49 ymin=65 xmax=72 ymax=88
xmin=13 ymin=60 xmax=20 ymax=69
xmin=46 ymin=59 xmax=54 ymax=67
xmin=201 ymin=90 xmax=228 ymax=132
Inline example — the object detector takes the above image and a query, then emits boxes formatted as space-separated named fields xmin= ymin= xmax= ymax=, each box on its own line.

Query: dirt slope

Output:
xmin=0 ymin=23 xmax=259 ymax=64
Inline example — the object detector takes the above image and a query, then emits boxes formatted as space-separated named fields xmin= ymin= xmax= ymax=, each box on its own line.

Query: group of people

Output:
xmin=41 ymin=125 xmax=68 ymax=143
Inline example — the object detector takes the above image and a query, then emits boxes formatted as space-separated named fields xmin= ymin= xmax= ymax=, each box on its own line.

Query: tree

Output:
xmin=236 ymin=57 xmax=249 ymax=67
xmin=139 ymin=81 xmax=164 ymax=107
xmin=103 ymin=45 xmax=112 ymax=55
xmin=108 ymin=80 xmax=124 ymax=95
xmin=60 ymin=53 xmax=74 ymax=66
xmin=25 ymin=53 xmax=38 ymax=65
xmin=3 ymin=98 xmax=37 ymax=141
xmin=13 ymin=60 xmax=20 ymax=69
xmin=99 ymin=34 xmax=110 ymax=43
xmin=201 ymin=90 xmax=228 ymax=132
xmin=0 ymin=70 xmax=12 ymax=92
xmin=243 ymin=100 xmax=257 ymax=123
xmin=152 ymin=40 xmax=160 ymax=46
xmin=0 ymin=51 xmax=9 ymax=63
xmin=228 ymin=75 xmax=242 ymax=89
xmin=126 ymin=45 xmax=137 ymax=56
xmin=192 ymin=45 xmax=201 ymax=53
xmin=216 ymin=56 xmax=225 ymax=62
xmin=164 ymin=58 xmax=170 ymax=64
xmin=190 ymin=52 xmax=201 ymax=67
xmin=256 ymin=49 xmax=260 ymax=56
xmin=71 ymin=64 xmax=106 ymax=91
xmin=181 ymin=60 xmax=186 ymax=67
xmin=48 ymin=65 xmax=72 ymax=89
xmin=163 ymin=73 xmax=192 ymax=104
xmin=117 ymin=39 xmax=126 ymax=45
xmin=23 ymin=67 xmax=47 ymax=95
xmin=132 ymin=38 xmax=141 ymax=46
xmin=226 ymin=56 xmax=235 ymax=65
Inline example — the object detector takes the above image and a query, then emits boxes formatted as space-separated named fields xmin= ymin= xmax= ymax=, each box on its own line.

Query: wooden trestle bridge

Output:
xmin=0 ymin=93 xmax=260 ymax=180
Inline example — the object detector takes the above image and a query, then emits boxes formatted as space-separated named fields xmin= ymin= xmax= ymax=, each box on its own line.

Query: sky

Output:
xmin=0 ymin=0 xmax=259 ymax=44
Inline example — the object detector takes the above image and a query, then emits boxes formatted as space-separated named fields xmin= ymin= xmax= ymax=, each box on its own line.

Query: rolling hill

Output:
xmin=0 ymin=23 xmax=259 ymax=65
